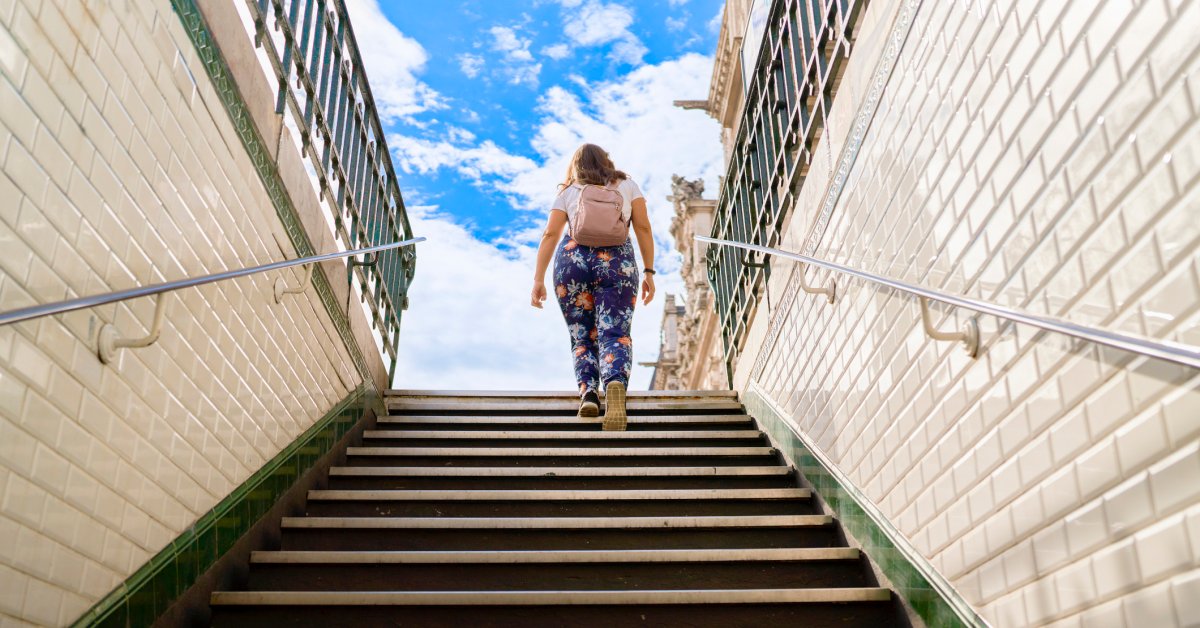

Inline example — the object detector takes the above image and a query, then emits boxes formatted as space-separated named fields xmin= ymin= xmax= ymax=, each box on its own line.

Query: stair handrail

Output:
xmin=696 ymin=236 xmax=1200 ymax=370
xmin=0 ymin=237 xmax=426 ymax=361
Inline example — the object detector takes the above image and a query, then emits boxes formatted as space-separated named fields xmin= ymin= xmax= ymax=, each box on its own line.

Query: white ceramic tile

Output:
xmin=0 ymin=0 xmax=367 ymax=621
xmin=988 ymin=588 xmax=1029 ymax=627
xmin=1055 ymin=556 xmax=1100 ymax=616
xmin=1042 ymin=464 xmax=1083 ymax=522
xmin=1003 ymin=539 xmax=1039 ymax=590
xmin=1148 ymin=442 xmax=1200 ymax=515
xmin=1104 ymin=474 xmax=1158 ymax=537
xmin=1018 ymin=433 xmax=1055 ymax=486
xmin=1135 ymin=514 xmax=1194 ymax=582
xmin=1113 ymin=410 xmax=1171 ymax=473
xmin=1079 ymin=596 xmax=1128 ymax=628
xmin=1022 ymin=574 xmax=1062 ymax=626
xmin=1086 ymin=379 xmax=1135 ymax=439
xmin=1122 ymin=580 xmax=1178 ymax=628
xmin=1075 ymin=435 xmax=1123 ymax=499
xmin=1169 ymin=569 xmax=1200 ymax=626
xmin=1092 ymin=538 xmax=1143 ymax=597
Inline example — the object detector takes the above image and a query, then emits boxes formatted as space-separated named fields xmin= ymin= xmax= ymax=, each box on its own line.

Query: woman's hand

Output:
xmin=641 ymin=273 xmax=655 ymax=305
xmin=531 ymin=282 xmax=547 ymax=309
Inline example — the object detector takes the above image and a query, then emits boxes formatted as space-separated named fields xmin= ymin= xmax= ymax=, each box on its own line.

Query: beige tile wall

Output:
xmin=744 ymin=0 xmax=1200 ymax=624
xmin=0 ymin=0 xmax=365 ymax=624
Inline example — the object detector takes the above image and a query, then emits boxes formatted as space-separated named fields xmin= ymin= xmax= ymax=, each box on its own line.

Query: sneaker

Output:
xmin=602 ymin=381 xmax=627 ymax=431
xmin=578 ymin=390 xmax=600 ymax=418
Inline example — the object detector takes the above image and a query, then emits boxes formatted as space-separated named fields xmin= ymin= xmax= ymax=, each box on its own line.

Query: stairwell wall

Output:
xmin=732 ymin=0 xmax=1200 ymax=625
xmin=0 ymin=0 xmax=385 ymax=624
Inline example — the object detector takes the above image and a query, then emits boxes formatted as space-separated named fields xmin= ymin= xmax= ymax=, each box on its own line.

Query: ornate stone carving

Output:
xmin=650 ymin=175 xmax=724 ymax=390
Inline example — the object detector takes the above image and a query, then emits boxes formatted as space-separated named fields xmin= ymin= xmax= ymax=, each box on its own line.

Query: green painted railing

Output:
xmin=247 ymin=0 xmax=416 ymax=379
xmin=706 ymin=0 xmax=868 ymax=378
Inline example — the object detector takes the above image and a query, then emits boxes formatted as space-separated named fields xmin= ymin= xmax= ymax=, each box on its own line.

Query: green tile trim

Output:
xmin=745 ymin=384 xmax=989 ymax=628
xmin=71 ymin=385 xmax=379 ymax=628
xmin=167 ymin=0 xmax=379 ymax=383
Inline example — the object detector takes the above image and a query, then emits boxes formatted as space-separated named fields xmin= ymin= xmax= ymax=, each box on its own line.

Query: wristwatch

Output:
xmin=643 ymin=268 xmax=656 ymax=275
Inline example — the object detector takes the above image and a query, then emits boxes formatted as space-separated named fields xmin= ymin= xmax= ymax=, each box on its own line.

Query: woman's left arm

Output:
xmin=629 ymin=198 xmax=655 ymax=305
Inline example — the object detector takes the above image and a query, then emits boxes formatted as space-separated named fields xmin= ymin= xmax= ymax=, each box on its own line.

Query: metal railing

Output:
xmin=706 ymin=0 xmax=869 ymax=375
xmin=245 ymin=0 xmax=415 ymax=373
xmin=698 ymin=236 xmax=1200 ymax=370
xmin=0 ymin=239 xmax=426 ymax=364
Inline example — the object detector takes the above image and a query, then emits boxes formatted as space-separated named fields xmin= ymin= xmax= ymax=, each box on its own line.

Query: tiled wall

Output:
xmin=742 ymin=0 xmax=1200 ymax=624
xmin=0 ymin=0 xmax=366 ymax=624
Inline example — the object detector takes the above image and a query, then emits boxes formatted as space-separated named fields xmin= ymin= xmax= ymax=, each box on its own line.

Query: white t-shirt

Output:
xmin=551 ymin=179 xmax=644 ymax=224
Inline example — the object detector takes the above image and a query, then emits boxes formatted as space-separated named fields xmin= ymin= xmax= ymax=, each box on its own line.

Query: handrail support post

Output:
xmin=98 ymin=294 xmax=169 ymax=364
xmin=919 ymin=297 xmax=979 ymax=358
xmin=799 ymin=263 xmax=837 ymax=304
xmin=274 ymin=262 xmax=315 ymax=303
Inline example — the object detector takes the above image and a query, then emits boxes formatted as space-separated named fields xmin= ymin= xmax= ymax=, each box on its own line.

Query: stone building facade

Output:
xmin=647 ymin=177 xmax=725 ymax=390
xmin=650 ymin=0 xmax=754 ymax=391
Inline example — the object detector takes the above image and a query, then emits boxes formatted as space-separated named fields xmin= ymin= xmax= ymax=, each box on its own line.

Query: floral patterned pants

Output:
xmin=553 ymin=235 xmax=639 ymax=394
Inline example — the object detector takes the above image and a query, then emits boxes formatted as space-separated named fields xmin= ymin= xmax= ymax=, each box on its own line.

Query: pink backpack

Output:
xmin=568 ymin=183 xmax=628 ymax=247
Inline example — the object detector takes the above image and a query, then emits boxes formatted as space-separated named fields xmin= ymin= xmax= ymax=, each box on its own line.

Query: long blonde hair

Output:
xmin=560 ymin=143 xmax=628 ymax=189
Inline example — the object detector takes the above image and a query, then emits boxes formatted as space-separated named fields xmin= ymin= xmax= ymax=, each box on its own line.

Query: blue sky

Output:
xmin=373 ymin=0 xmax=722 ymax=237
xmin=346 ymin=0 xmax=727 ymax=389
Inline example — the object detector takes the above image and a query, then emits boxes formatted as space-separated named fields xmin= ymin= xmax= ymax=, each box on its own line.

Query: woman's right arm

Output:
xmin=531 ymin=210 xmax=568 ymax=308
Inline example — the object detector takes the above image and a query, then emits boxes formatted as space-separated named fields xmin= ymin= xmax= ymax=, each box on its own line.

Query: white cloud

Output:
xmin=668 ymin=0 xmax=690 ymax=5
xmin=395 ymin=207 xmax=577 ymax=390
xmin=707 ymin=6 xmax=724 ymax=33
xmin=391 ymin=54 xmax=724 ymax=389
xmin=342 ymin=0 xmax=442 ymax=121
xmin=390 ymin=135 xmax=538 ymax=182
xmin=541 ymin=43 xmax=572 ymax=60
xmin=665 ymin=15 xmax=688 ymax=32
xmin=489 ymin=25 xmax=542 ymax=85
xmin=458 ymin=53 xmax=484 ymax=78
xmin=491 ymin=25 xmax=535 ymax=62
xmin=558 ymin=1 xmax=647 ymax=65
xmin=508 ymin=62 xmax=544 ymax=86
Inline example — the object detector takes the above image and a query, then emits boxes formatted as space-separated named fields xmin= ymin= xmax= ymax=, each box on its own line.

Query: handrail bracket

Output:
xmin=98 ymin=294 xmax=169 ymax=364
xmin=274 ymin=263 xmax=315 ymax=303
xmin=919 ymin=297 xmax=979 ymax=358
xmin=799 ymin=264 xmax=837 ymax=304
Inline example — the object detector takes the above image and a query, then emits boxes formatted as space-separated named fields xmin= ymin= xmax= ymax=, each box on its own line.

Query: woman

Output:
xmin=531 ymin=144 xmax=656 ymax=431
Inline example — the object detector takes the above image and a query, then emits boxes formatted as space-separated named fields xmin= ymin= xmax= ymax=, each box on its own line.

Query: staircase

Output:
xmin=209 ymin=391 xmax=910 ymax=627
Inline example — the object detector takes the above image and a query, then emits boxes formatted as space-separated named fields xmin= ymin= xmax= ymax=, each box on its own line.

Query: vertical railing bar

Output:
xmin=301 ymin=0 xmax=323 ymax=146
xmin=275 ymin=0 xmax=301 ymax=113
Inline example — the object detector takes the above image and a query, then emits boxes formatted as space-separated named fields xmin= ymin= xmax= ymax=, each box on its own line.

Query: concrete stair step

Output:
xmin=209 ymin=589 xmax=898 ymax=628
xmin=303 ymin=488 xmax=815 ymax=517
xmin=308 ymin=488 xmax=812 ymax=500
xmin=360 ymin=430 xmax=766 ymax=449
xmin=387 ymin=399 xmax=745 ymax=415
xmin=347 ymin=446 xmax=775 ymax=457
xmin=328 ymin=465 xmax=792 ymax=477
xmin=251 ymin=547 xmax=859 ymax=564
xmin=377 ymin=414 xmax=754 ymax=428
xmin=344 ymin=446 xmax=780 ymax=468
xmin=362 ymin=429 xmax=764 ymax=439
xmin=387 ymin=390 xmax=740 ymax=400
xmin=325 ymin=465 xmax=795 ymax=490
xmin=279 ymin=514 xmax=841 ymax=551
xmin=215 ymin=588 xmax=888 ymax=604
xmin=244 ymin=548 xmax=871 ymax=592
xmin=282 ymin=514 xmax=833 ymax=529
xmin=209 ymin=391 xmax=905 ymax=628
